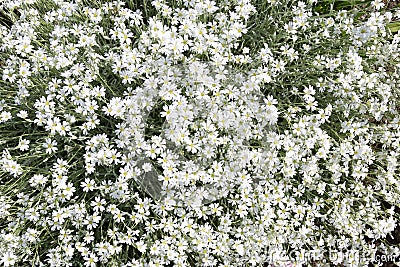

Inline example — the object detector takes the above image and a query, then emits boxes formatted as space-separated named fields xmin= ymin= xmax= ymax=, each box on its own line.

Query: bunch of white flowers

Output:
xmin=0 ymin=0 xmax=399 ymax=266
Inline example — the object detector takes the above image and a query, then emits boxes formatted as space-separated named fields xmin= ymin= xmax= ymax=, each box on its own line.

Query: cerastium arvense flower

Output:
xmin=0 ymin=0 xmax=399 ymax=266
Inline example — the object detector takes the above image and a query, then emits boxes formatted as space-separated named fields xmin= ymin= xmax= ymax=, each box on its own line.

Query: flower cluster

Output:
xmin=0 ymin=0 xmax=399 ymax=266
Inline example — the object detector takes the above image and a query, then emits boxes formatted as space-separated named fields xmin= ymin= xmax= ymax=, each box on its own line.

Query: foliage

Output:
xmin=0 ymin=0 xmax=399 ymax=266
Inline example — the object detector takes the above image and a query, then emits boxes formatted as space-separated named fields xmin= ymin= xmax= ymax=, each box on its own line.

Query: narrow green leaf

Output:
xmin=388 ymin=22 xmax=400 ymax=33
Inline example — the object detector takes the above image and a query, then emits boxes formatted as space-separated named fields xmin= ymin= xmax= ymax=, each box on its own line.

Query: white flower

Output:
xmin=29 ymin=174 xmax=47 ymax=187
xmin=0 ymin=111 xmax=12 ymax=123
xmin=2 ymin=251 xmax=16 ymax=267
xmin=142 ymin=162 xmax=152 ymax=173
xmin=371 ymin=0 xmax=385 ymax=10
xmin=84 ymin=253 xmax=98 ymax=267
xmin=90 ymin=196 xmax=106 ymax=213
xmin=17 ymin=138 xmax=30 ymax=151
xmin=43 ymin=138 xmax=58 ymax=154
xmin=16 ymin=110 xmax=28 ymax=119
xmin=81 ymin=178 xmax=96 ymax=192
xmin=136 ymin=240 xmax=147 ymax=253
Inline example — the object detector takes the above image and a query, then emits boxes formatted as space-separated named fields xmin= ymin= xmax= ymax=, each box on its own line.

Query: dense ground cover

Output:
xmin=0 ymin=0 xmax=400 ymax=266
